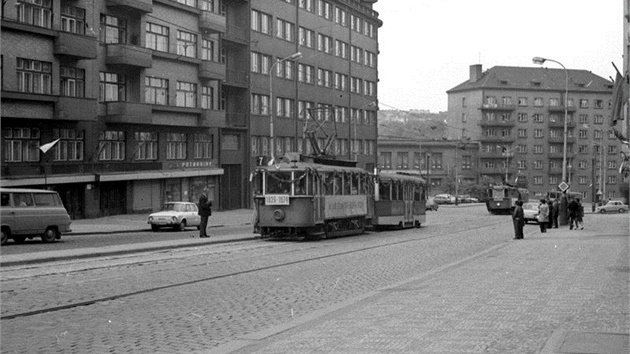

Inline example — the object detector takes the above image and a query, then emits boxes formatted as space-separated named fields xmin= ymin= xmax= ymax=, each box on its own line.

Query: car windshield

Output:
xmin=163 ymin=203 xmax=186 ymax=212
xmin=523 ymin=203 xmax=538 ymax=210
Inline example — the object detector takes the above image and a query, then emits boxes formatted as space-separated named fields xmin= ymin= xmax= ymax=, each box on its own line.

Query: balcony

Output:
xmin=479 ymin=136 xmax=515 ymax=143
xmin=547 ymin=105 xmax=577 ymax=113
xmin=55 ymin=97 xmax=98 ymax=121
xmin=200 ymin=110 xmax=226 ymax=127
xmin=103 ymin=102 xmax=152 ymax=124
xmin=106 ymin=0 xmax=152 ymax=13
xmin=199 ymin=60 xmax=226 ymax=81
xmin=227 ymin=112 xmax=248 ymax=127
xmin=106 ymin=44 xmax=152 ymax=68
xmin=224 ymin=25 xmax=248 ymax=45
xmin=224 ymin=68 xmax=248 ymax=88
xmin=478 ymin=119 xmax=515 ymax=127
xmin=199 ymin=11 xmax=226 ymax=33
xmin=479 ymin=103 xmax=516 ymax=111
xmin=54 ymin=32 xmax=97 ymax=59
xmin=548 ymin=120 xmax=576 ymax=129
xmin=548 ymin=136 xmax=576 ymax=144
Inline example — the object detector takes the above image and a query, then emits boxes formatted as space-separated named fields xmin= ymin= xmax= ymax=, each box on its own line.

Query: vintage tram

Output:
xmin=371 ymin=171 xmax=427 ymax=229
xmin=486 ymin=184 xmax=530 ymax=215
xmin=252 ymin=155 xmax=373 ymax=240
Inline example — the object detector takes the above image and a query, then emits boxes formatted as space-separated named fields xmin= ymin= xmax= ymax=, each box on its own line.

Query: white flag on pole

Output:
xmin=39 ymin=139 xmax=60 ymax=154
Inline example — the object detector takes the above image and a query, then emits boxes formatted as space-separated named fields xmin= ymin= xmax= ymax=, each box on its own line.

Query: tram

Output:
xmin=486 ymin=184 xmax=530 ymax=215
xmin=371 ymin=172 xmax=427 ymax=229
xmin=252 ymin=154 xmax=373 ymax=240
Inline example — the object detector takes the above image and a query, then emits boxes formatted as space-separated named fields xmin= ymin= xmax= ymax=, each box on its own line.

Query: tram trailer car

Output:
xmin=253 ymin=156 xmax=373 ymax=240
xmin=486 ymin=184 xmax=530 ymax=215
xmin=371 ymin=172 xmax=427 ymax=229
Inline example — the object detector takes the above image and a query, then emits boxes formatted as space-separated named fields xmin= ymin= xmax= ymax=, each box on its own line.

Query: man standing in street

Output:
xmin=512 ymin=200 xmax=525 ymax=239
xmin=198 ymin=187 xmax=212 ymax=238
xmin=552 ymin=199 xmax=560 ymax=228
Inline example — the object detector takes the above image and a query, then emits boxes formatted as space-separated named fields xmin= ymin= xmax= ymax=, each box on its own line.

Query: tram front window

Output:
xmin=294 ymin=171 xmax=308 ymax=195
xmin=267 ymin=172 xmax=292 ymax=194
xmin=380 ymin=181 xmax=391 ymax=201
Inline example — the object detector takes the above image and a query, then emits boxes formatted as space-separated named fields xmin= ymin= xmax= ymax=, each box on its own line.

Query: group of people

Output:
xmin=512 ymin=196 xmax=584 ymax=239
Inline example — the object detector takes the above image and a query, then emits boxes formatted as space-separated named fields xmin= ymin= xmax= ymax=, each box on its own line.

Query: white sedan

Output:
xmin=595 ymin=201 xmax=629 ymax=214
xmin=148 ymin=202 xmax=201 ymax=231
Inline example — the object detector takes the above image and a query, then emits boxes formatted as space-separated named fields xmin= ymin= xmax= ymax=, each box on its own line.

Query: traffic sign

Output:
xmin=558 ymin=182 xmax=569 ymax=192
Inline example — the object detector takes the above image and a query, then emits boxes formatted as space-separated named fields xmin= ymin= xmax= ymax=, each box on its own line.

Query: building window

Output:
xmin=608 ymin=145 xmax=617 ymax=154
xmin=518 ymin=97 xmax=528 ymax=106
xmin=549 ymin=129 xmax=562 ymax=139
xmin=17 ymin=0 xmax=52 ymax=28
xmin=99 ymin=72 xmax=125 ymax=102
xmin=549 ymin=97 xmax=560 ymax=107
xmin=298 ymin=63 xmax=314 ymax=84
xmin=579 ymin=114 xmax=589 ymax=124
xmin=134 ymin=132 xmax=158 ymax=161
xmin=317 ymin=34 xmax=332 ymax=53
xmin=98 ymin=131 xmax=125 ymax=161
xmin=276 ymin=58 xmax=294 ymax=80
xmin=533 ymin=97 xmax=543 ymax=107
xmin=533 ymin=160 xmax=543 ymax=169
xmin=549 ymin=176 xmax=559 ymax=185
xmin=52 ymin=129 xmax=84 ymax=161
xmin=276 ymin=19 xmax=295 ymax=42
xmin=532 ymin=114 xmax=544 ymax=123
xmin=61 ymin=4 xmax=85 ymax=34
xmin=166 ymin=133 xmax=187 ymax=159
xmin=579 ymin=176 xmax=588 ymax=185
xmin=334 ymin=7 xmax=347 ymax=25
xmin=350 ymin=45 xmax=362 ymax=63
xmin=517 ymin=128 xmax=527 ymax=138
xmin=176 ymin=81 xmax=197 ymax=108
xmin=176 ymin=0 xmax=195 ymax=7
xmin=533 ymin=176 xmax=543 ymax=185
xmin=462 ymin=155 xmax=472 ymax=170
xmin=517 ymin=160 xmax=527 ymax=169
xmin=608 ymin=160 xmax=617 ymax=169
xmin=317 ymin=68 xmax=331 ymax=87
xmin=299 ymin=0 xmax=313 ymax=12
xmin=251 ymin=52 xmax=270 ymax=74
xmin=517 ymin=144 xmax=527 ymax=153
xmin=200 ymin=0 xmax=221 ymax=12
xmin=594 ymin=115 xmax=604 ymax=124
xmin=251 ymin=10 xmax=272 ymax=34
xmin=201 ymin=38 xmax=219 ymax=62
xmin=607 ymin=176 xmax=617 ymax=184
xmin=100 ymin=15 xmax=126 ymax=44
xmin=517 ymin=113 xmax=528 ymax=122
xmin=146 ymin=23 xmax=169 ymax=52
xmin=364 ymin=81 xmax=376 ymax=96
xmin=579 ymin=129 xmax=588 ymax=138
xmin=177 ymin=30 xmax=197 ymax=58
xmin=461 ymin=113 xmax=467 ymax=123
xmin=334 ymin=72 xmax=347 ymax=91
xmin=60 ymin=66 xmax=84 ymax=98
xmin=2 ymin=127 xmax=40 ymax=162
xmin=549 ymin=160 xmax=561 ymax=169
xmin=594 ymin=130 xmax=603 ymax=139
xmin=251 ymin=93 xmax=270 ymax=115
xmin=579 ymin=99 xmax=589 ymax=108
xmin=275 ymin=97 xmax=294 ymax=117
xmin=594 ymin=99 xmax=603 ymax=109
xmin=380 ymin=152 xmax=391 ymax=169
xmin=145 ymin=77 xmax=168 ymax=105
xmin=318 ymin=0 xmax=332 ymax=19
xmin=533 ymin=145 xmax=543 ymax=154
xmin=396 ymin=152 xmax=409 ymax=169
xmin=578 ymin=145 xmax=588 ymax=153
xmin=17 ymin=58 xmax=52 ymax=94
xmin=298 ymin=100 xmax=314 ymax=119
xmin=201 ymin=86 xmax=215 ymax=110
xmin=579 ymin=160 xmax=588 ymax=169
xmin=350 ymin=77 xmax=362 ymax=94
xmin=194 ymin=133 xmax=212 ymax=159
xmin=299 ymin=27 xmax=314 ymax=48
xmin=335 ymin=40 xmax=348 ymax=58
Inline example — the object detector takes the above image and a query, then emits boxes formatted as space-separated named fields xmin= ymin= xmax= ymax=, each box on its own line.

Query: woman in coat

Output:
xmin=537 ymin=198 xmax=549 ymax=233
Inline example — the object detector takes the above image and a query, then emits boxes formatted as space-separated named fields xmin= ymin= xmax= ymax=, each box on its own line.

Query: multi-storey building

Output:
xmin=1 ymin=0 xmax=380 ymax=218
xmin=377 ymin=138 xmax=479 ymax=196
xmin=446 ymin=64 xmax=623 ymax=203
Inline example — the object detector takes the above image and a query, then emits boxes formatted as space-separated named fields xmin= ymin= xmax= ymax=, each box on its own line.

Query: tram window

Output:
xmin=253 ymin=173 xmax=263 ymax=195
xmin=323 ymin=173 xmax=334 ymax=195
xmin=334 ymin=173 xmax=343 ymax=195
xmin=414 ymin=186 xmax=421 ymax=201
xmin=267 ymin=172 xmax=291 ymax=194
xmin=294 ymin=171 xmax=307 ymax=195
xmin=380 ymin=181 xmax=391 ymax=201
xmin=351 ymin=173 xmax=359 ymax=195
xmin=343 ymin=173 xmax=350 ymax=195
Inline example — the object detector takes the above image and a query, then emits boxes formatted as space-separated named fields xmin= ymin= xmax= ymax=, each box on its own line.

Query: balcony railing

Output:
xmin=55 ymin=97 xmax=98 ymax=121
xmin=54 ymin=32 xmax=98 ymax=59
xmin=106 ymin=0 xmax=152 ymax=13
xmin=199 ymin=11 xmax=226 ymax=33
xmin=199 ymin=60 xmax=226 ymax=81
xmin=106 ymin=43 xmax=152 ymax=68
xmin=224 ymin=25 xmax=248 ymax=44
xmin=547 ymin=105 xmax=577 ymax=113
xmin=548 ymin=120 xmax=576 ymax=128
xmin=479 ymin=136 xmax=515 ymax=143
xmin=200 ymin=110 xmax=226 ymax=127
xmin=227 ymin=112 xmax=248 ymax=127
xmin=478 ymin=119 xmax=515 ymax=127
xmin=225 ymin=68 xmax=248 ymax=88
xmin=104 ymin=102 xmax=152 ymax=124
xmin=479 ymin=103 xmax=516 ymax=111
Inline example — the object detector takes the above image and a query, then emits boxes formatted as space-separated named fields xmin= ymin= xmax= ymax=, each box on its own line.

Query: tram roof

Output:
xmin=256 ymin=161 xmax=369 ymax=174
xmin=378 ymin=171 xmax=426 ymax=183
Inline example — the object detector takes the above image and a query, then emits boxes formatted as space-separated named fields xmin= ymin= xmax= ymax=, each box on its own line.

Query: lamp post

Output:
xmin=533 ymin=56 xmax=569 ymax=225
xmin=498 ymin=145 xmax=517 ymax=184
xmin=269 ymin=52 xmax=302 ymax=162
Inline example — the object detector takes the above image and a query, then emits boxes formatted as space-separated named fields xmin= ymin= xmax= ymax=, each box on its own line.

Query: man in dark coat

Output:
xmin=567 ymin=197 xmax=579 ymax=230
xmin=512 ymin=200 xmax=525 ymax=239
xmin=198 ymin=188 xmax=212 ymax=238
xmin=552 ymin=199 xmax=560 ymax=228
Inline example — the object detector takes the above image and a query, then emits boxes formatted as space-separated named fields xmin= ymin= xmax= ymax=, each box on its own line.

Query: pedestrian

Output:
xmin=547 ymin=200 xmax=554 ymax=229
xmin=198 ymin=187 xmax=212 ymax=238
xmin=576 ymin=198 xmax=584 ymax=230
xmin=552 ymin=199 xmax=560 ymax=228
xmin=568 ymin=197 xmax=579 ymax=230
xmin=537 ymin=198 xmax=549 ymax=233
xmin=512 ymin=200 xmax=525 ymax=239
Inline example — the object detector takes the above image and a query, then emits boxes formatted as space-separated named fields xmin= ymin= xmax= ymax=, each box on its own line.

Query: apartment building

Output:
xmin=447 ymin=64 xmax=624 ymax=203
xmin=1 ymin=0 xmax=380 ymax=218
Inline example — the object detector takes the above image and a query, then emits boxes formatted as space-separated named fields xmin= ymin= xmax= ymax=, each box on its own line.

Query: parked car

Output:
xmin=426 ymin=197 xmax=439 ymax=211
xmin=148 ymin=202 xmax=201 ymax=231
xmin=455 ymin=195 xmax=480 ymax=203
xmin=433 ymin=194 xmax=455 ymax=204
xmin=595 ymin=200 xmax=629 ymax=213
xmin=522 ymin=202 xmax=539 ymax=224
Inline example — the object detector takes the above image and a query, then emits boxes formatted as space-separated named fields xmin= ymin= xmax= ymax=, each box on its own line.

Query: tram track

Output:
xmin=1 ymin=218 xmax=507 ymax=321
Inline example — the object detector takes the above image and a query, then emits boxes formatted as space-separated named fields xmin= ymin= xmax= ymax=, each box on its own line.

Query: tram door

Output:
xmin=313 ymin=174 xmax=324 ymax=223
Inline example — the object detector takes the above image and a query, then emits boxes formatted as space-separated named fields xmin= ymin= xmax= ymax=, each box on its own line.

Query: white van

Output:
xmin=1 ymin=188 xmax=72 ymax=245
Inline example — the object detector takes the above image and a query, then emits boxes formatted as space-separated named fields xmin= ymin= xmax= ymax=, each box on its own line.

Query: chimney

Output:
xmin=469 ymin=64 xmax=482 ymax=83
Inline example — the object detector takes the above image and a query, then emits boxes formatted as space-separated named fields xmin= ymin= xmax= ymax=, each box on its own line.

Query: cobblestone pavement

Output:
xmin=1 ymin=207 xmax=627 ymax=353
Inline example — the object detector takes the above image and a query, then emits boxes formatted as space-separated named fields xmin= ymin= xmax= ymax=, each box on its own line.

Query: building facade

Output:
xmin=377 ymin=138 xmax=479 ymax=196
xmin=446 ymin=64 xmax=625 ymax=203
xmin=1 ymin=0 xmax=380 ymax=218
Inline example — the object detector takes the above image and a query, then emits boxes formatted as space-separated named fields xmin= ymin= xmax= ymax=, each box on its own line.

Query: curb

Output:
xmin=68 ymin=222 xmax=252 ymax=236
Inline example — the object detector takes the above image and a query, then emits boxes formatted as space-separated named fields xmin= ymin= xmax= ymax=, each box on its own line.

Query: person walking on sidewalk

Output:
xmin=575 ymin=198 xmax=584 ymax=230
xmin=537 ymin=199 xmax=549 ymax=233
xmin=512 ymin=200 xmax=525 ymax=239
xmin=198 ymin=188 xmax=212 ymax=238
xmin=568 ymin=197 xmax=579 ymax=230
xmin=552 ymin=199 xmax=560 ymax=228
xmin=547 ymin=199 xmax=554 ymax=229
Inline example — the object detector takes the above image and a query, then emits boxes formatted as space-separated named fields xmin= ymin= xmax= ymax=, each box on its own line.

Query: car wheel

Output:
xmin=177 ymin=220 xmax=187 ymax=231
xmin=41 ymin=227 xmax=58 ymax=243
xmin=151 ymin=225 xmax=160 ymax=232
xmin=599 ymin=209 xmax=606 ymax=213
xmin=1 ymin=230 xmax=8 ymax=246
xmin=618 ymin=208 xmax=626 ymax=213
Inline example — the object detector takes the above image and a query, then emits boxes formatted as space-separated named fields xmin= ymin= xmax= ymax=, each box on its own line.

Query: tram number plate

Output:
xmin=265 ymin=194 xmax=290 ymax=205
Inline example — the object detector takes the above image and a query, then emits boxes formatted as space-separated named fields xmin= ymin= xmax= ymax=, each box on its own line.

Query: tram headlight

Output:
xmin=273 ymin=209 xmax=286 ymax=221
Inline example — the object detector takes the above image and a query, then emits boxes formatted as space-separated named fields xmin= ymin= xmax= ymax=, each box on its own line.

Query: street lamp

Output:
xmin=269 ymin=52 xmax=302 ymax=163
xmin=533 ymin=56 xmax=569 ymax=225
xmin=498 ymin=145 xmax=517 ymax=184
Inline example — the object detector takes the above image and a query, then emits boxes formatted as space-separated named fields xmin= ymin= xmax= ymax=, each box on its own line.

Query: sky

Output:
xmin=373 ymin=0 xmax=622 ymax=113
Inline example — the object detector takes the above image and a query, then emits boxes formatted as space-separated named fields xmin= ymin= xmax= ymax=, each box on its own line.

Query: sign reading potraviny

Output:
xmin=324 ymin=195 xmax=367 ymax=219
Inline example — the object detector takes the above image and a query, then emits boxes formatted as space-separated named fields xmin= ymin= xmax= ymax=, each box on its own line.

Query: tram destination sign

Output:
xmin=265 ymin=194 xmax=290 ymax=205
